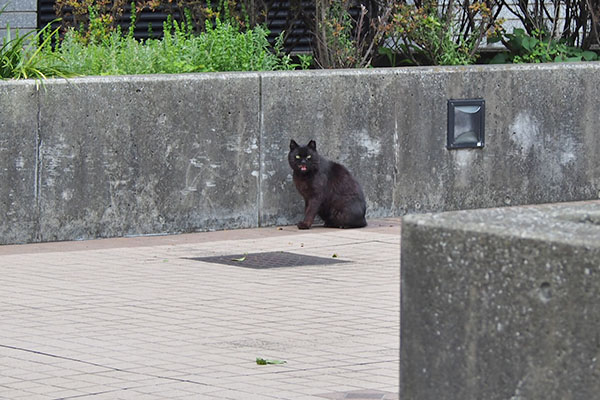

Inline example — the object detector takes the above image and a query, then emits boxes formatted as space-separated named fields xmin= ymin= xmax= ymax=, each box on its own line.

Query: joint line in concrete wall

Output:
xmin=34 ymin=86 xmax=42 ymax=241
xmin=257 ymin=74 xmax=264 ymax=226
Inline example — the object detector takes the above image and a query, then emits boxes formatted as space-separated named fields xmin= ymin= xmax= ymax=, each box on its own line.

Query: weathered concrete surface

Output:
xmin=37 ymin=74 xmax=260 ymax=241
xmin=0 ymin=82 xmax=38 ymax=244
xmin=401 ymin=200 xmax=600 ymax=400
xmin=395 ymin=64 xmax=600 ymax=214
xmin=261 ymin=64 xmax=600 ymax=225
xmin=1 ymin=63 xmax=600 ymax=243
xmin=260 ymin=70 xmax=399 ymax=226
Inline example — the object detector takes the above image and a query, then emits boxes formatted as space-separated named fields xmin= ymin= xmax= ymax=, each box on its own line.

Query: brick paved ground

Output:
xmin=0 ymin=219 xmax=400 ymax=400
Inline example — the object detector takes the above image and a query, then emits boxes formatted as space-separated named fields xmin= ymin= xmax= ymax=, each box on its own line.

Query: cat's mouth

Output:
xmin=299 ymin=165 xmax=307 ymax=172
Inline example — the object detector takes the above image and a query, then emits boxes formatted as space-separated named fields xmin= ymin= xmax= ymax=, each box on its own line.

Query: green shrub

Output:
xmin=489 ymin=28 xmax=599 ymax=64
xmin=0 ymin=6 xmax=69 ymax=80
xmin=384 ymin=0 xmax=503 ymax=66
xmin=42 ymin=11 xmax=296 ymax=76
xmin=313 ymin=0 xmax=392 ymax=68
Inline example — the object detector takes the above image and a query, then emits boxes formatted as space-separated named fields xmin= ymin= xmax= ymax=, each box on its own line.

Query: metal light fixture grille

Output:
xmin=447 ymin=99 xmax=485 ymax=149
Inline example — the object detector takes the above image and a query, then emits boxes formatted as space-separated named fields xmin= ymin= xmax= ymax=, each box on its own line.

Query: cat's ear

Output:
xmin=308 ymin=140 xmax=316 ymax=150
xmin=290 ymin=139 xmax=299 ymax=150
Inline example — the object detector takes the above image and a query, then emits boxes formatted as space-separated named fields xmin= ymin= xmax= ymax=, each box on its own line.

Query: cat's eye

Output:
xmin=295 ymin=155 xmax=301 ymax=159
xmin=307 ymin=155 xmax=312 ymax=159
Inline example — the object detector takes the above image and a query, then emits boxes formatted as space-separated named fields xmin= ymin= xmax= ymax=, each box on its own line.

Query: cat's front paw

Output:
xmin=297 ymin=221 xmax=311 ymax=230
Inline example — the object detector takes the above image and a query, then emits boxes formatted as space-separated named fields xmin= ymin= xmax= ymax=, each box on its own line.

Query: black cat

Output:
xmin=288 ymin=139 xmax=367 ymax=229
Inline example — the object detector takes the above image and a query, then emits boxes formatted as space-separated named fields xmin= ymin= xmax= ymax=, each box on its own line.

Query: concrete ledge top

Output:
xmin=1 ymin=61 xmax=600 ymax=87
xmin=403 ymin=200 xmax=600 ymax=248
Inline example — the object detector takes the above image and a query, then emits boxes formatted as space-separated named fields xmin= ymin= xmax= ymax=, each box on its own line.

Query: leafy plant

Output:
xmin=313 ymin=0 xmax=393 ymax=68
xmin=497 ymin=0 xmax=600 ymax=50
xmin=44 ymin=9 xmax=297 ymax=76
xmin=385 ymin=0 xmax=504 ymax=66
xmin=297 ymin=53 xmax=314 ymax=69
xmin=0 ymin=5 xmax=69 ymax=80
xmin=54 ymin=0 xmax=145 ymax=38
xmin=315 ymin=0 xmax=356 ymax=67
xmin=146 ymin=0 xmax=265 ymax=31
xmin=489 ymin=28 xmax=599 ymax=63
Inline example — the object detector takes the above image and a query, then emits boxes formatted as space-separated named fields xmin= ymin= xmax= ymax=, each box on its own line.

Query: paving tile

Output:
xmin=0 ymin=219 xmax=399 ymax=399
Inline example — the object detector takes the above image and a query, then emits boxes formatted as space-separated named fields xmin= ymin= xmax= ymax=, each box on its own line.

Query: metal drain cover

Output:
xmin=187 ymin=251 xmax=349 ymax=269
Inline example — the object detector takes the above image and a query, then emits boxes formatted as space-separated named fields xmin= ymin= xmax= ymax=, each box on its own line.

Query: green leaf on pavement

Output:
xmin=256 ymin=357 xmax=286 ymax=365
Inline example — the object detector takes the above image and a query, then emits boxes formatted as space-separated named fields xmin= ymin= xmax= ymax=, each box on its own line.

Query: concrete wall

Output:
xmin=400 ymin=200 xmax=600 ymax=399
xmin=1 ymin=63 xmax=600 ymax=244
xmin=0 ymin=0 xmax=37 ymax=39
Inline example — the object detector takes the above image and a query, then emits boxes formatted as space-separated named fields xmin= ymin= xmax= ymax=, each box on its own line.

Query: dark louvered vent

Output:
xmin=37 ymin=0 xmax=314 ymax=53
xmin=267 ymin=0 xmax=314 ymax=53
xmin=38 ymin=0 xmax=57 ymax=30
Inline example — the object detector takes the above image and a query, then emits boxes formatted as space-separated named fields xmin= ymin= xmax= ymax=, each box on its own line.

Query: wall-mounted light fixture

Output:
xmin=447 ymin=99 xmax=485 ymax=149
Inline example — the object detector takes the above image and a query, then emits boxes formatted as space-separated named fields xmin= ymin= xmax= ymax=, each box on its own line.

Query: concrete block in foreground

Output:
xmin=401 ymin=200 xmax=600 ymax=399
